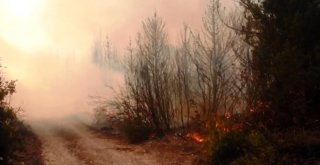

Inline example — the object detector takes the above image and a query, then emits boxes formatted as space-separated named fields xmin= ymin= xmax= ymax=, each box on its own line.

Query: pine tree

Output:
xmin=241 ymin=0 xmax=320 ymax=126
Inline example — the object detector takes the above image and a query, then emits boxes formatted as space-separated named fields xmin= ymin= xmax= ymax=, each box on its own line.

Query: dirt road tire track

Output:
xmin=31 ymin=119 xmax=158 ymax=165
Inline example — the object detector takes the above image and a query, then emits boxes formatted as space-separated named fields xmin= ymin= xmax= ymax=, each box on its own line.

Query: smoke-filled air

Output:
xmin=0 ymin=0 xmax=319 ymax=164
xmin=0 ymin=0 xmax=208 ymax=120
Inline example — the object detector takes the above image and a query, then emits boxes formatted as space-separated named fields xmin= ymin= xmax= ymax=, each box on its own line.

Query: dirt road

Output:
xmin=30 ymin=118 xmax=161 ymax=165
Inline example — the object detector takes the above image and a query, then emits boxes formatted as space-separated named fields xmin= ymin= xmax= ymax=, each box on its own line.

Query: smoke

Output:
xmin=0 ymin=0 xmax=234 ymax=121
xmin=2 ymin=46 xmax=101 ymax=120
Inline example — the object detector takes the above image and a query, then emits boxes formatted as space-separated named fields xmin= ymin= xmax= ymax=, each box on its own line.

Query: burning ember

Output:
xmin=186 ymin=132 xmax=204 ymax=143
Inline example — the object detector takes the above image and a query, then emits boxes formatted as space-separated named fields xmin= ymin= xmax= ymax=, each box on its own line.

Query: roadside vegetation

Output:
xmin=95 ymin=0 xmax=320 ymax=164
xmin=0 ymin=67 xmax=43 ymax=165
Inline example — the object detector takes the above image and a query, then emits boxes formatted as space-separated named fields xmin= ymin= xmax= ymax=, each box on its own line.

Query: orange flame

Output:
xmin=186 ymin=132 xmax=204 ymax=143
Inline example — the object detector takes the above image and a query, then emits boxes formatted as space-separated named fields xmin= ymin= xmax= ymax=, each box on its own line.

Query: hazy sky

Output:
xmin=0 ymin=0 xmax=234 ymax=120
xmin=0 ymin=0 xmax=210 ymax=53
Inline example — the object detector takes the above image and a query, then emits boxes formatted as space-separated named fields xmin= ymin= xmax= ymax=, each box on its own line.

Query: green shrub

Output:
xmin=0 ymin=107 xmax=19 ymax=160
xmin=231 ymin=130 xmax=277 ymax=165
xmin=247 ymin=130 xmax=277 ymax=162
xmin=209 ymin=131 xmax=248 ymax=165
xmin=206 ymin=126 xmax=279 ymax=165
xmin=0 ymin=74 xmax=18 ymax=163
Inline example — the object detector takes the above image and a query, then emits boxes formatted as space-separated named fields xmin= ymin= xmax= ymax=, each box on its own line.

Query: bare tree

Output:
xmin=173 ymin=25 xmax=195 ymax=129
xmin=192 ymin=0 xmax=242 ymax=123
xmin=109 ymin=13 xmax=174 ymax=136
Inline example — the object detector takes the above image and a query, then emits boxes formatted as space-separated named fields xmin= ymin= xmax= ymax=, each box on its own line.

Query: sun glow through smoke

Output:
xmin=0 ymin=0 xmax=209 ymax=120
xmin=0 ymin=0 xmax=47 ymax=53
xmin=2 ymin=0 xmax=40 ymax=19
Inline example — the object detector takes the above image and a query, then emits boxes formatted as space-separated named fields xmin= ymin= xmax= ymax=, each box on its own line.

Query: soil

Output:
xmin=29 ymin=118 xmax=201 ymax=165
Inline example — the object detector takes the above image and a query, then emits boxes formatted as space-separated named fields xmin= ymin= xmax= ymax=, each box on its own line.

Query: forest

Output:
xmin=1 ymin=0 xmax=319 ymax=164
